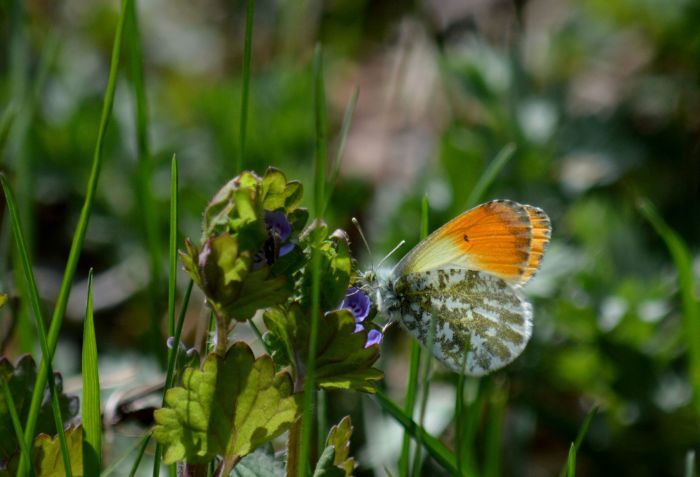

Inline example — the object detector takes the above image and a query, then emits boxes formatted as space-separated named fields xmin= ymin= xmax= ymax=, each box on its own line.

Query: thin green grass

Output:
xmin=8 ymin=31 xmax=59 ymax=356
xmin=323 ymin=86 xmax=359 ymax=215
xmin=18 ymin=0 xmax=130 ymax=472
xmin=1 ymin=174 xmax=73 ymax=476
xmin=100 ymin=432 xmax=150 ymax=477
xmin=398 ymin=195 xmax=429 ymax=477
xmin=558 ymin=406 xmax=597 ymax=477
xmin=0 ymin=104 xmax=17 ymax=154
xmin=298 ymin=43 xmax=327 ymax=477
xmin=126 ymin=0 xmax=165 ymax=362
xmin=82 ymin=270 xmax=102 ymax=475
xmin=458 ymin=379 xmax=483 ymax=476
xmin=168 ymin=155 xmax=178 ymax=337
xmin=153 ymin=155 xmax=184 ymax=476
xmin=566 ymin=443 xmax=576 ymax=477
xmin=411 ymin=317 xmax=437 ymax=477
xmin=129 ymin=433 xmax=153 ymax=477
xmin=483 ymin=384 xmax=506 ymax=477
xmin=1 ymin=377 xmax=33 ymax=475
xmin=638 ymin=199 xmax=700 ymax=412
xmin=375 ymin=389 xmax=459 ymax=475
xmin=465 ymin=143 xmax=516 ymax=209
xmin=238 ymin=0 xmax=255 ymax=173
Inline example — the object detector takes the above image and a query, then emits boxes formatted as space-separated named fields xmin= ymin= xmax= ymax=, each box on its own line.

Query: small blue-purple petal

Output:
xmin=365 ymin=329 xmax=382 ymax=348
xmin=354 ymin=323 xmax=364 ymax=333
xmin=264 ymin=211 xmax=292 ymax=241
xmin=280 ymin=242 xmax=295 ymax=257
xmin=340 ymin=287 xmax=370 ymax=322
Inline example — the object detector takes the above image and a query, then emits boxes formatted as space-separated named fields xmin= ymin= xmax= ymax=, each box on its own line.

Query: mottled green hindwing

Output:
xmin=393 ymin=268 xmax=532 ymax=376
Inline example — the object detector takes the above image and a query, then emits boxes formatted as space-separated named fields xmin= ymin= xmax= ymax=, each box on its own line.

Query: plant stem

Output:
xmin=287 ymin=417 xmax=302 ymax=477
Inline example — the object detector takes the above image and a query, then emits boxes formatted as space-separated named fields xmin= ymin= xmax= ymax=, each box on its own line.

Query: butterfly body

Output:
xmin=367 ymin=199 xmax=550 ymax=376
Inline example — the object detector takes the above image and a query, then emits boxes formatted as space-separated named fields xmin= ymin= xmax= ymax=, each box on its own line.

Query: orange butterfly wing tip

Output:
xmin=441 ymin=200 xmax=551 ymax=285
xmin=521 ymin=205 xmax=551 ymax=283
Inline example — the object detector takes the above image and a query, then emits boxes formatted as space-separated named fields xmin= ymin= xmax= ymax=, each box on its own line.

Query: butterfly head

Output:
xmin=356 ymin=267 xmax=401 ymax=323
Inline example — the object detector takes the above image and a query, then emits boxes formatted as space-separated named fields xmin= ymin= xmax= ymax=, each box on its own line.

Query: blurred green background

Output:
xmin=1 ymin=0 xmax=700 ymax=475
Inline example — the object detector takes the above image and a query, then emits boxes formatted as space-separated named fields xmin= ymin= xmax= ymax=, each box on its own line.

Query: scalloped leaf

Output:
xmin=0 ymin=356 xmax=79 ymax=465
xmin=325 ymin=416 xmax=355 ymax=476
xmin=263 ymin=306 xmax=383 ymax=393
xmin=153 ymin=343 xmax=300 ymax=465
xmin=312 ymin=446 xmax=344 ymax=477
xmin=203 ymin=171 xmax=263 ymax=240
xmin=1 ymin=426 xmax=83 ymax=477
xmin=261 ymin=167 xmax=304 ymax=213
xmin=181 ymin=234 xmax=293 ymax=322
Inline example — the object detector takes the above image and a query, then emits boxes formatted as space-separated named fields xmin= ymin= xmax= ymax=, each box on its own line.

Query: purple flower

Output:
xmin=265 ymin=211 xmax=292 ymax=243
xmin=338 ymin=287 xmax=381 ymax=347
xmin=340 ymin=287 xmax=370 ymax=323
xmin=365 ymin=329 xmax=382 ymax=348
xmin=253 ymin=211 xmax=295 ymax=269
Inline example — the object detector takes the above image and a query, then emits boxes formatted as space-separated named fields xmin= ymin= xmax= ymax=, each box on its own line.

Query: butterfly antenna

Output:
xmin=377 ymin=240 xmax=405 ymax=269
xmin=351 ymin=217 xmax=374 ymax=268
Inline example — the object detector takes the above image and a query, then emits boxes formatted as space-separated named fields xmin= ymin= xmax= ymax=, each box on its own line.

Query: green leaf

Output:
xmin=261 ymin=168 xmax=288 ymax=210
xmin=32 ymin=426 xmax=83 ymax=477
xmin=323 ymin=416 xmax=355 ymax=476
xmin=0 ymin=294 xmax=7 ymax=310
xmin=2 ymin=426 xmax=84 ymax=477
xmin=284 ymin=181 xmax=303 ymax=211
xmin=202 ymin=171 xmax=264 ymax=241
xmin=263 ymin=305 xmax=383 ymax=393
xmin=288 ymin=208 xmax=309 ymax=234
xmin=312 ymin=446 xmax=344 ymax=477
xmin=232 ymin=443 xmax=285 ymax=477
xmin=153 ymin=342 xmax=300 ymax=465
xmin=182 ymin=233 xmax=292 ymax=322
xmin=261 ymin=167 xmax=304 ymax=212
xmin=0 ymin=356 xmax=78 ymax=465
xmin=300 ymin=226 xmax=352 ymax=311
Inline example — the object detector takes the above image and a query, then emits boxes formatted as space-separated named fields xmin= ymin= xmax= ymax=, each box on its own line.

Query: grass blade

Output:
xmin=399 ymin=195 xmax=429 ymax=477
xmin=153 ymin=156 xmax=188 ymax=475
xmin=1 ymin=175 xmax=73 ymax=477
xmin=129 ymin=433 xmax=153 ymax=477
xmin=82 ymin=270 xmax=101 ymax=475
xmin=558 ymin=406 xmax=598 ymax=477
xmin=465 ymin=143 xmax=516 ymax=209
xmin=151 ymin=279 xmax=193 ymax=476
xmin=375 ymin=390 xmax=459 ymax=476
xmin=483 ymin=384 xmax=507 ymax=477
xmin=323 ymin=86 xmax=359 ymax=215
xmin=168 ymin=155 xmax=178 ymax=337
xmin=238 ymin=0 xmax=255 ymax=172
xmin=566 ymin=443 xmax=576 ymax=477
xmin=0 ymin=103 xmax=18 ymax=155
xmin=18 ymin=0 xmax=130 ymax=471
xmin=298 ymin=43 xmax=327 ymax=477
xmin=638 ymin=198 xmax=700 ymax=412
xmin=126 ymin=0 xmax=165 ymax=363
xmin=101 ymin=432 xmax=151 ymax=477
xmin=411 ymin=317 xmax=437 ymax=477
xmin=1 ymin=377 xmax=33 ymax=475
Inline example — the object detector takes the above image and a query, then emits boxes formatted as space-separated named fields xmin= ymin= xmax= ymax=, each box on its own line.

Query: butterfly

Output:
xmin=364 ymin=199 xmax=551 ymax=376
